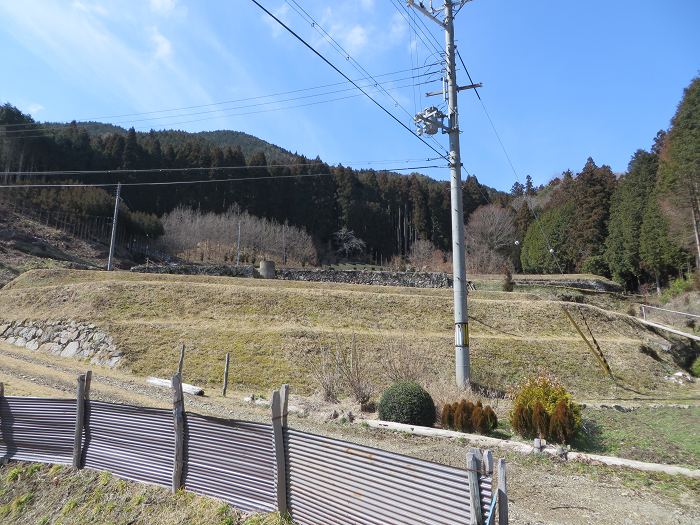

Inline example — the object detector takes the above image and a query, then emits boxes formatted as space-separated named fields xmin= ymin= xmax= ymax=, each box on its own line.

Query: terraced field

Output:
xmin=0 ymin=269 xmax=694 ymax=401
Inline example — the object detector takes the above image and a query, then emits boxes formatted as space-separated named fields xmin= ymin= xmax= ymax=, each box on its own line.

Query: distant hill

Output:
xmin=45 ymin=121 xmax=298 ymax=163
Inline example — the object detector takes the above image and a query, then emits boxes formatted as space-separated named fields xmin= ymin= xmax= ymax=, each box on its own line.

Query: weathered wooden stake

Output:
xmin=467 ymin=448 xmax=484 ymax=525
xmin=497 ymin=458 xmax=509 ymax=525
xmin=177 ymin=343 xmax=185 ymax=376
xmin=222 ymin=352 xmax=230 ymax=397
xmin=271 ymin=384 xmax=289 ymax=515
xmin=172 ymin=373 xmax=185 ymax=493
xmin=482 ymin=449 xmax=494 ymax=476
xmin=72 ymin=371 xmax=92 ymax=469
xmin=0 ymin=382 xmax=4 ymax=397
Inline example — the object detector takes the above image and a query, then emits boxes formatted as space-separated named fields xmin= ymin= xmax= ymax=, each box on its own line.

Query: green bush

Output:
xmin=690 ymin=356 xmax=700 ymax=378
xmin=660 ymin=275 xmax=694 ymax=302
xmin=509 ymin=375 xmax=581 ymax=443
xmin=378 ymin=381 xmax=436 ymax=427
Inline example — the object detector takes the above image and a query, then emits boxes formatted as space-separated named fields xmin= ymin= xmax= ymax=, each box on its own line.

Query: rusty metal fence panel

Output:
xmin=83 ymin=401 xmax=173 ymax=488
xmin=184 ymin=413 xmax=277 ymax=513
xmin=0 ymin=397 xmax=75 ymax=465
xmin=285 ymin=428 xmax=491 ymax=525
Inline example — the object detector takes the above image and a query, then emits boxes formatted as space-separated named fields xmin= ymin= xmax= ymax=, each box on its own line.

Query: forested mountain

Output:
xmin=1 ymin=75 xmax=697 ymax=289
xmin=0 ymin=104 xmax=497 ymax=263
xmin=519 ymin=77 xmax=699 ymax=291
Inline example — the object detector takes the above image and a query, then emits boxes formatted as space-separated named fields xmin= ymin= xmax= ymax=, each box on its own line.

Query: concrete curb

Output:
xmin=363 ymin=419 xmax=700 ymax=478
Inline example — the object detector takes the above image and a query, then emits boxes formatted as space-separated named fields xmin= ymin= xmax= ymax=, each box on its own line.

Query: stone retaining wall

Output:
xmin=275 ymin=268 xmax=454 ymax=288
xmin=130 ymin=263 xmax=258 ymax=278
xmin=0 ymin=319 xmax=122 ymax=367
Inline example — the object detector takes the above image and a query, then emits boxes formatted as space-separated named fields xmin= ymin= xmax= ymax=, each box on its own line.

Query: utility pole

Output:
xmin=409 ymin=0 xmax=479 ymax=388
xmin=107 ymin=182 xmax=121 ymax=271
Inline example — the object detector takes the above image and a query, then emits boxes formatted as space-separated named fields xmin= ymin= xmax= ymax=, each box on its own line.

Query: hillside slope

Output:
xmin=0 ymin=269 xmax=695 ymax=400
xmin=0 ymin=203 xmax=138 ymax=288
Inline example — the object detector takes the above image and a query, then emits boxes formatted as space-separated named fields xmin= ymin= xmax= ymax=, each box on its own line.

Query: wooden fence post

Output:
xmin=72 ymin=371 xmax=91 ymax=469
xmin=467 ymin=448 xmax=484 ymax=525
xmin=0 ymin=382 xmax=4 ymax=397
xmin=177 ymin=343 xmax=185 ymax=376
xmin=172 ymin=373 xmax=185 ymax=493
xmin=222 ymin=353 xmax=230 ymax=397
xmin=497 ymin=458 xmax=508 ymax=525
xmin=271 ymin=384 xmax=289 ymax=515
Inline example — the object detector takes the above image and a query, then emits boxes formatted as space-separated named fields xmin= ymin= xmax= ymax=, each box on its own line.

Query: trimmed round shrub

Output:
xmin=378 ymin=381 xmax=436 ymax=427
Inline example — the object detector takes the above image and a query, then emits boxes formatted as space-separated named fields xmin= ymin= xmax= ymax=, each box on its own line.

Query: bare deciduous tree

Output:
xmin=336 ymin=334 xmax=374 ymax=405
xmin=408 ymin=238 xmax=436 ymax=270
xmin=159 ymin=205 xmax=317 ymax=266
xmin=308 ymin=345 xmax=341 ymax=403
xmin=465 ymin=204 xmax=516 ymax=273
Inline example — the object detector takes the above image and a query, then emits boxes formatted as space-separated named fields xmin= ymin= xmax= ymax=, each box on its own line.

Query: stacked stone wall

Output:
xmin=0 ymin=319 xmax=122 ymax=367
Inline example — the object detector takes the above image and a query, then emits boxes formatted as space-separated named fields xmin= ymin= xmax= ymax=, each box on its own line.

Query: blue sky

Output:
xmin=0 ymin=0 xmax=698 ymax=190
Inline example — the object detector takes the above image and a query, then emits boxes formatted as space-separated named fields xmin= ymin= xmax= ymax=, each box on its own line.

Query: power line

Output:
xmin=0 ymin=62 xmax=441 ymax=129
xmin=453 ymin=48 xmax=564 ymax=267
xmin=248 ymin=0 xmax=447 ymax=159
xmin=0 ymin=165 xmax=444 ymax=189
xmin=0 ymin=162 xmax=443 ymax=177
xmin=1 ymin=75 xmax=442 ymax=136
xmin=285 ymin=0 xmax=417 ymax=126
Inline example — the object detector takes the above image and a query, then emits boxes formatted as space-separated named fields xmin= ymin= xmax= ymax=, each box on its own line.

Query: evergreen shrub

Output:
xmin=378 ymin=381 xmax=436 ymax=427
xmin=440 ymin=399 xmax=497 ymax=435
xmin=509 ymin=375 xmax=581 ymax=443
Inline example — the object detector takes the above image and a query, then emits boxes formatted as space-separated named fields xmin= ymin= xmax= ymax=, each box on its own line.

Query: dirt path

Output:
xmin=0 ymin=343 xmax=698 ymax=525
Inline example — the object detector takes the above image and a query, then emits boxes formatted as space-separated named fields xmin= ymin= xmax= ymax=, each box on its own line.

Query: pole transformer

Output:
xmin=107 ymin=182 xmax=121 ymax=271
xmin=409 ymin=0 xmax=477 ymax=387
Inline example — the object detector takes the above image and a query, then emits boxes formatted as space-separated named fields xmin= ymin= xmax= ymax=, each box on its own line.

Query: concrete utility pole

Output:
xmin=409 ymin=0 xmax=478 ymax=388
xmin=107 ymin=182 xmax=121 ymax=271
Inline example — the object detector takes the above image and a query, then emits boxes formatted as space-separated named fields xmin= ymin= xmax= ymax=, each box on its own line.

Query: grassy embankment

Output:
xmin=0 ymin=463 xmax=286 ymax=525
xmin=0 ymin=268 xmax=693 ymax=402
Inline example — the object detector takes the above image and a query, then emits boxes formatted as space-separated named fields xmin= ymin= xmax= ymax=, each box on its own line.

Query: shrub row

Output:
xmin=440 ymin=400 xmax=498 ymax=434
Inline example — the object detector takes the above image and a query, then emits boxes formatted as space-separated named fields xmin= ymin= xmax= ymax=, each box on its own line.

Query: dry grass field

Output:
xmin=0 ymin=268 xmax=695 ymax=402
xmin=0 ymin=463 xmax=286 ymax=525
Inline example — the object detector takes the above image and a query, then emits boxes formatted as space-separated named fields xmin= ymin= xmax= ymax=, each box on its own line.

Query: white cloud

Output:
xmin=150 ymin=27 xmax=173 ymax=61
xmin=72 ymin=1 xmax=108 ymax=16
xmin=0 ymin=1 xmax=214 ymax=117
xmin=27 ymin=103 xmax=44 ymax=115
xmin=149 ymin=0 xmax=177 ymax=15
xmin=359 ymin=0 xmax=375 ymax=11
xmin=388 ymin=12 xmax=408 ymax=44
xmin=262 ymin=3 xmax=290 ymax=38
xmin=340 ymin=25 xmax=368 ymax=55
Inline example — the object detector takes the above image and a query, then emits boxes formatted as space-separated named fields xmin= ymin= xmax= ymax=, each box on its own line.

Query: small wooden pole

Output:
xmin=271 ymin=384 xmax=289 ymax=515
xmin=84 ymin=370 xmax=92 ymax=400
xmin=0 ymin=382 xmax=4 ymax=397
xmin=482 ymin=449 xmax=494 ymax=476
xmin=467 ymin=448 xmax=484 ymax=525
xmin=497 ymin=458 xmax=509 ymax=525
xmin=177 ymin=343 xmax=185 ymax=376
xmin=222 ymin=352 xmax=230 ymax=397
xmin=72 ymin=373 xmax=90 ymax=468
xmin=172 ymin=373 xmax=185 ymax=493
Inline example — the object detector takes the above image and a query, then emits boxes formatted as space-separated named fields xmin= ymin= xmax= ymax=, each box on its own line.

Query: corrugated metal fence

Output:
xmin=0 ymin=397 xmax=75 ymax=465
xmin=285 ymin=428 xmax=491 ymax=525
xmin=0 ymin=381 xmax=506 ymax=525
